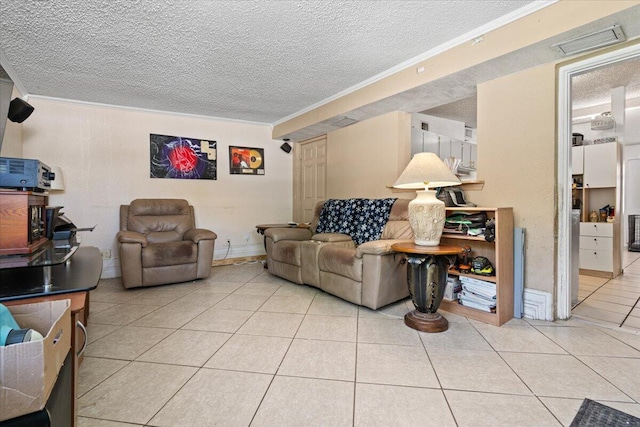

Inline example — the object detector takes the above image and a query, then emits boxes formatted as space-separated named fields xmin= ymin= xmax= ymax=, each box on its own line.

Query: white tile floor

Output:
xmin=573 ymin=250 xmax=640 ymax=332
xmin=78 ymin=262 xmax=640 ymax=426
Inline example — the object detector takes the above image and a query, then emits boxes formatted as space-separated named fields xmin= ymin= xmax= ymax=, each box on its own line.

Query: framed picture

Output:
xmin=150 ymin=133 xmax=217 ymax=180
xmin=229 ymin=146 xmax=264 ymax=175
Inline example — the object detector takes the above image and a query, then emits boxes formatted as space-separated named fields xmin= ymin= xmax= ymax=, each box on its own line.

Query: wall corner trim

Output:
xmin=523 ymin=288 xmax=554 ymax=321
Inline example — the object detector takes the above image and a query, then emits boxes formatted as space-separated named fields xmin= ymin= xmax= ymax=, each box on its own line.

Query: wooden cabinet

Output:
xmin=0 ymin=190 xmax=48 ymax=255
xmin=571 ymin=146 xmax=584 ymax=175
xmin=583 ymin=142 xmax=617 ymax=188
xmin=572 ymin=142 xmax=619 ymax=222
xmin=438 ymin=207 xmax=514 ymax=326
xmin=572 ymin=141 xmax=621 ymax=278
xmin=410 ymin=113 xmax=477 ymax=169
xmin=579 ymin=222 xmax=621 ymax=278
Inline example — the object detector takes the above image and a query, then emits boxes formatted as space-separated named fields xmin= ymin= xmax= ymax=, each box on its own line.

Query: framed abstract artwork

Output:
xmin=229 ymin=146 xmax=264 ymax=175
xmin=150 ymin=133 xmax=217 ymax=180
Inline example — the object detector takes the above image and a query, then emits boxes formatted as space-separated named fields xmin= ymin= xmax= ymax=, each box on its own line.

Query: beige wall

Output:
xmin=11 ymin=98 xmax=292 ymax=278
xmin=475 ymin=63 xmax=558 ymax=296
xmin=326 ymin=111 xmax=413 ymax=199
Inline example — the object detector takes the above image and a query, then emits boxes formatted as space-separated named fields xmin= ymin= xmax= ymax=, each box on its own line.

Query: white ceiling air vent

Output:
xmin=553 ymin=25 xmax=626 ymax=56
xmin=331 ymin=116 xmax=358 ymax=128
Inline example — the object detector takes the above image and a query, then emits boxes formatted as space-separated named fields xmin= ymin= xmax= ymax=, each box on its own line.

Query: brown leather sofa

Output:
xmin=265 ymin=199 xmax=412 ymax=309
xmin=116 ymin=199 xmax=217 ymax=288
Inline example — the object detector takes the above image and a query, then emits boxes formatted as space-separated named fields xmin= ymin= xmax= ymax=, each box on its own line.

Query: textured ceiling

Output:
xmin=572 ymin=56 xmax=640 ymax=110
xmin=0 ymin=0 xmax=535 ymax=124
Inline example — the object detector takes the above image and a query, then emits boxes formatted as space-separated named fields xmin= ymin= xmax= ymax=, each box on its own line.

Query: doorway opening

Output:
xmin=557 ymin=42 xmax=640 ymax=320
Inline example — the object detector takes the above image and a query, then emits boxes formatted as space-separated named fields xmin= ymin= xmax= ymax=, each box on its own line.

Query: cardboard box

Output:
xmin=0 ymin=299 xmax=71 ymax=421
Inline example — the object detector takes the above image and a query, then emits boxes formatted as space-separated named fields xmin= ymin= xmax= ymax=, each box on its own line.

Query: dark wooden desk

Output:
xmin=391 ymin=242 xmax=463 ymax=333
xmin=0 ymin=246 xmax=102 ymax=302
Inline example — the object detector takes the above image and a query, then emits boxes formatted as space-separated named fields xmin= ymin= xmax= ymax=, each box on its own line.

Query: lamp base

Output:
xmin=404 ymin=310 xmax=448 ymax=332
xmin=408 ymin=190 xmax=446 ymax=246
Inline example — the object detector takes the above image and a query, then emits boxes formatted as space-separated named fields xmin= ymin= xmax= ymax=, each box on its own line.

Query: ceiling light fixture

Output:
xmin=553 ymin=25 xmax=626 ymax=56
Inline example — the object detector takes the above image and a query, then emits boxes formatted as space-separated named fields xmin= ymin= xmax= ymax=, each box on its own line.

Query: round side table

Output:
xmin=391 ymin=242 xmax=463 ymax=333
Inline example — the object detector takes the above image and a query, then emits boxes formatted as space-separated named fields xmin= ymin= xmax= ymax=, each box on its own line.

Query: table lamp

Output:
xmin=393 ymin=152 xmax=461 ymax=246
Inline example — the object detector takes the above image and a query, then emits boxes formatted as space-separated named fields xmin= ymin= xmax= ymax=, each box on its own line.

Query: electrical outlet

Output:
xmin=226 ymin=238 xmax=231 ymax=245
xmin=101 ymin=249 xmax=111 ymax=259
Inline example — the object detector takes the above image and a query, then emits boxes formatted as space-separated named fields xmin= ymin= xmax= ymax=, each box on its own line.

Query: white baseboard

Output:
xmin=101 ymin=259 xmax=120 ymax=279
xmin=523 ymin=288 xmax=554 ymax=321
xmin=214 ymin=243 xmax=263 ymax=261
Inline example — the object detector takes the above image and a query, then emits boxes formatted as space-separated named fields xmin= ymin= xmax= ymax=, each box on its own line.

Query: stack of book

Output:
xmin=458 ymin=276 xmax=496 ymax=312
xmin=444 ymin=276 xmax=462 ymax=301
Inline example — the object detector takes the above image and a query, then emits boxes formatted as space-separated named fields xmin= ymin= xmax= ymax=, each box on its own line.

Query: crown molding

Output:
xmin=28 ymin=95 xmax=273 ymax=128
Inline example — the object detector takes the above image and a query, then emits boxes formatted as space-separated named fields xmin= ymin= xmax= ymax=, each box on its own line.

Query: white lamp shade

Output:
xmin=393 ymin=152 xmax=461 ymax=189
xmin=49 ymin=166 xmax=65 ymax=191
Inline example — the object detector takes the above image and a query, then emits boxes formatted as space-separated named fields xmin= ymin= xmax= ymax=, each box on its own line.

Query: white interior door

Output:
xmin=294 ymin=136 xmax=327 ymax=223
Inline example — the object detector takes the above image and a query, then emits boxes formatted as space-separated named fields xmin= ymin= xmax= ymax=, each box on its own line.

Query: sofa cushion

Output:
xmin=316 ymin=198 xmax=397 ymax=245
xmin=318 ymin=246 xmax=363 ymax=282
xmin=381 ymin=199 xmax=413 ymax=239
xmin=127 ymin=199 xmax=194 ymax=239
xmin=142 ymin=240 xmax=197 ymax=267
xmin=311 ymin=233 xmax=354 ymax=243
xmin=270 ymin=240 xmax=302 ymax=266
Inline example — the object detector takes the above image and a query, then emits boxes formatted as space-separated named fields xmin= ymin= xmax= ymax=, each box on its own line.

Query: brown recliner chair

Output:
xmin=116 ymin=199 xmax=217 ymax=288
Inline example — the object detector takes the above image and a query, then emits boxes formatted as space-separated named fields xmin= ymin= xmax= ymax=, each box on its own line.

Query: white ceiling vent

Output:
xmin=331 ymin=116 xmax=358 ymax=128
xmin=553 ymin=25 xmax=626 ymax=56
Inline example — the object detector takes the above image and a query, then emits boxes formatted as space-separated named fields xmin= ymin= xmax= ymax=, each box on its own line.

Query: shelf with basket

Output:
xmin=439 ymin=207 xmax=514 ymax=326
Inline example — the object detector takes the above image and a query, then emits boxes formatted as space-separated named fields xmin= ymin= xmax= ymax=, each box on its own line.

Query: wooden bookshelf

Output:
xmin=439 ymin=207 xmax=514 ymax=326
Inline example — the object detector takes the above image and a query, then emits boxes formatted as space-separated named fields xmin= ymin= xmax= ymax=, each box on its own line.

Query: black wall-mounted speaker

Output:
xmin=280 ymin=142 xmax=292 ymax=153
xmin=8 ymin=98 xmax=34 ymax=123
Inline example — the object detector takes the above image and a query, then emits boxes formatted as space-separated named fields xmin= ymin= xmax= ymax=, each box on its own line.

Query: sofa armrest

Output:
xmin=184 ymin=228 xmax=218 ymax=243
xmin=311 ymin=233 xmax=353 ymax=243
xmin=265 ymin=227 xmax=313 ymax=243
xmin=117 ymin=230 xmax=148 ymax=247
xmin=356 ymin=239 xmax=413 ymax=258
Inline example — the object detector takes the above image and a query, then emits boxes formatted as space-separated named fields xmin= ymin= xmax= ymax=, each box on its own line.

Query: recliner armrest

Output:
xmin=184 ymin=228 xmax=217 ymax=243
xmin=265 ymin=228 xmax=313 ymax=243
xmin=356 ymin=239 xmax=413 ymax=258
xmin=311 ymin=233 xmax=353 ymax=243
xmin=117 ymin=230 xmax=148 ymax=247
